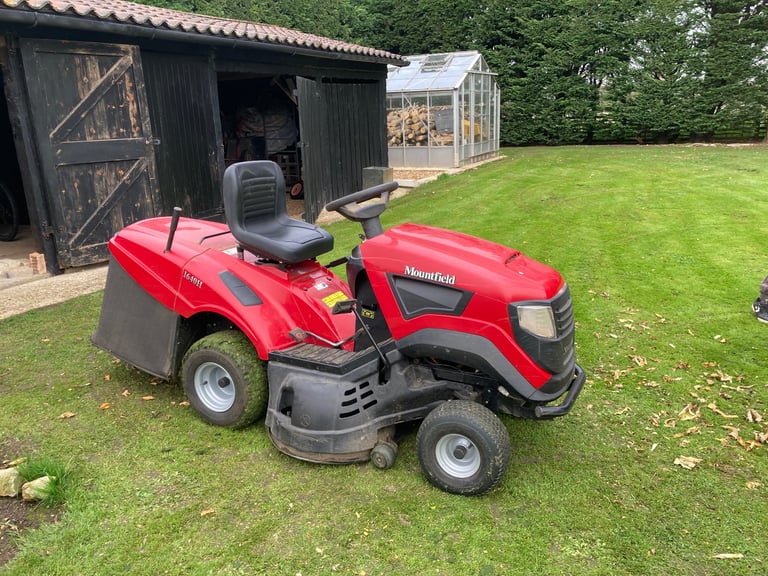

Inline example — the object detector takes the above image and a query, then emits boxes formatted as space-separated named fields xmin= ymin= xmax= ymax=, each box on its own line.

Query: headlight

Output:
xmin=517 ymin=305 xmax=556 ymax=339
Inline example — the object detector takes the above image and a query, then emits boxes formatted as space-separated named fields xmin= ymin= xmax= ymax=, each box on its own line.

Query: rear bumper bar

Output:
xmin=534 ymin=363 xmax=586 ymax=419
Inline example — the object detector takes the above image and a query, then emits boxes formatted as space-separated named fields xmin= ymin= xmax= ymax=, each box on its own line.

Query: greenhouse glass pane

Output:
xmin=408 ymin=76 xmax=440 ymax=91
xmin=387 ymin=78 xmax=409 ymax=91
xmin=397 ymin=94 xmax=429 ymax=147
xmin=429 ymin=92 xmax=454 ymax=146
xmin=460 ymin=85 xmax=471 ymax=152
xmin=437 ymin=72 xmax=465 ymax=89
xmin=386 ymin=94 xmax=406 ymax=147
xmin=473 ymin=74 xmax=488 ymax=144
xmin=421 ymin=53 xmax=453 ymax=72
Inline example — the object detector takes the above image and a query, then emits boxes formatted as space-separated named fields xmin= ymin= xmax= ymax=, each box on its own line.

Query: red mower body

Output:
xmin=103 ymin=217 xmax=355 ymax=364
xmin=359 ymin=223 xmax=568 ymax=394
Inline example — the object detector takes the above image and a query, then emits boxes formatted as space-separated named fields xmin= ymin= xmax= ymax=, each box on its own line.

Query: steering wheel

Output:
xmin=325 ymin=181 xmax=399 ymax=222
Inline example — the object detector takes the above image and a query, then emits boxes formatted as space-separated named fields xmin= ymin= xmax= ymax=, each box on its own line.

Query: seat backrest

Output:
xmin=223 ymin=160 xmax=334 ymax=264
xmin=223 ymin=160 xmax=286 ymax=228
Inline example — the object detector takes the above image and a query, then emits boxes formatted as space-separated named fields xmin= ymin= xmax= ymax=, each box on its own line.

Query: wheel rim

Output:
xmin=194 ymin=361 xmax=235 ymax=412
xmin=434 ymin=433 xmax=480 ymax=478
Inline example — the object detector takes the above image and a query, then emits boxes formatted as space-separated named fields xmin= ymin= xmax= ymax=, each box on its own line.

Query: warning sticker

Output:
xmin=322 ymin=291 xmax=348 ymax=308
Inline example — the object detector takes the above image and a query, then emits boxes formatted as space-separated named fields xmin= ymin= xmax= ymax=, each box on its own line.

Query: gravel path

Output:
xmin=0 ymin=265 xmax=107 ymax=320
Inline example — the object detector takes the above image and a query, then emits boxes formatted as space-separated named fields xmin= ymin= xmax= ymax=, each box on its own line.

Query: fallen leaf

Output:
xmin=746 ymin=408 xmax=763 ymax=423
xmin=709 ymin=370 xmax=733 ymax=383
xmin=713 ymin=553 xmax=744 ymax=560
xmin=200 ymin=508 xmax=215 ymax=517
xmin=99 ymin=402 xmax=111 ymax=410
xmin=677 ymin=403 xmax=700 ymax=421
xmin=746 ymin=481 xmax=761 ymax=490
xmin=614 ymin=407 xmax=631 ymax=415
xmin=708 ymin=403 xmax=738 ymax=419
xmin=673 ymin=456 xmax=702 ymax=470
xmin=673 ymin=426 xmax=700 ymax=438
xmin=179 ymin=401 xmax=190 ymax=406
xmin=122 ymin=389 xmax=131 ymax=397
xmin=104 ymin=374 xmax=111 ymax=381
xmin=58 ymin=412 xmax=76 ymax=419
xmin=142 ymin=396 xmax=155 ymax=401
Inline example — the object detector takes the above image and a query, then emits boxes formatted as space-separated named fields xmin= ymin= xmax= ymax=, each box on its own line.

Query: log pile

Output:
xmin=387 ymin=106 xmax=453 ymax=147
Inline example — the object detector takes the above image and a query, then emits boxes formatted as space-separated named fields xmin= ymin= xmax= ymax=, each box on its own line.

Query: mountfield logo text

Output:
xmin=404 ymin=265 xmax=456 ymax=285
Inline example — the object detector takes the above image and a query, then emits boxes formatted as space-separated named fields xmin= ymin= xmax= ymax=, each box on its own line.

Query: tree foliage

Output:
xmin=136 ymin=0 xmax=768 ymax=145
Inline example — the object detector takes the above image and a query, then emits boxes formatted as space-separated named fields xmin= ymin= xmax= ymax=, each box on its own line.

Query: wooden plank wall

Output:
xmin=142 ymin=52 xmax=224 ymax=219
xmin=299 ymin=79 xmax=388 ymax=223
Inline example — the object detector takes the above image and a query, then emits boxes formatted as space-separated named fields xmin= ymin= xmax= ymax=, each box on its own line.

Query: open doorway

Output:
xmin=217 ymin=75 xmax=305 ymax=202
xmin=0 ymin=60 xmax=31 ymax=253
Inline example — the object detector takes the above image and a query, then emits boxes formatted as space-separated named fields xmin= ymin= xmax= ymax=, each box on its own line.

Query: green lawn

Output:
xmin=1 ymin=145 xmax=767 ymax=575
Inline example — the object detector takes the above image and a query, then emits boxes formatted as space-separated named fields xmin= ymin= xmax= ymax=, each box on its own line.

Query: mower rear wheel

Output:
xmin=416 ymin=400 xmax=510 ymax=496
xmin=181 ymin=331 xmax=267 ymax=429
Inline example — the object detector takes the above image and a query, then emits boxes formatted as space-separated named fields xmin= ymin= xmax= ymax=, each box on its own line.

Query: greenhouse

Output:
xmin=386 ymin=51 xmax=500 ymax=169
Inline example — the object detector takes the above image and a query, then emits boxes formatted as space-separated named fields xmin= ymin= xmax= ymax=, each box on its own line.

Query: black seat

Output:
xmin=223 ymin=161 xmax=333 ymax=264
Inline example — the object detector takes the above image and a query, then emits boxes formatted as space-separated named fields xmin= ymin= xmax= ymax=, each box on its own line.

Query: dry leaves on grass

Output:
xmin=707 ymin=403 xmax=738 ymax=419
xmin=646 ymin=360 xmax=768 ymax=456
xmin=673 ymin=455 xmax=702 ymax=470
xmin=721 ymin=425 xmax=764 ymax=451
xmin=678 ymin=403 xmax=700 ymax=422
xmin=746 ymin=408 xmax=762 ymax=423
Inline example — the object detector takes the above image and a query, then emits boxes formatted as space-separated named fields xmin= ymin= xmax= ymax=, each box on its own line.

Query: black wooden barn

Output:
xmin=0 ymin=0 xmax=404 ymax=271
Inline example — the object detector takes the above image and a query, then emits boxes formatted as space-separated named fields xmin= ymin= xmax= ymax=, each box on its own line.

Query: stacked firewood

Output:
xmin=387 ymin=106 xmax=453 ymax=146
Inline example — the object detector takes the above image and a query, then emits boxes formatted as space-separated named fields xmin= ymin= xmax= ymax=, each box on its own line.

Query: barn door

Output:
xmin=297 ymin=77 xmax=388 ymax=222
xmin=296 ymin=77 xmax=326 ymax=222
xmin=20 ymin=39 xmax=159 ymax=268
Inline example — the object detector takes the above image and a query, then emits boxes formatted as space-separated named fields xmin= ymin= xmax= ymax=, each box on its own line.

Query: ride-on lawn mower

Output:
xmin=93 ymin=160 xmax=585 ymax=495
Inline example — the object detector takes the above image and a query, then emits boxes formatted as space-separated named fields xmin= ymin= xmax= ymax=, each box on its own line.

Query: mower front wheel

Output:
xmin=181 ymin=331 xmax=268 ymax=429
xmin=370 ymin=441 xmax=397 ymax=470
xmin=416 ymin=400 xmax=510 ymax=496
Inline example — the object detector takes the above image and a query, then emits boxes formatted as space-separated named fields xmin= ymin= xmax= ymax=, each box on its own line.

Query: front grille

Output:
xmin=509 ymin=285 xmax=575 ymax=375
xmin=551 ymin=284 xmax=575 ymax=338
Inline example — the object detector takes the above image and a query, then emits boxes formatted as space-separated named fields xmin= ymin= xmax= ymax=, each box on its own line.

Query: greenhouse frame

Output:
xmin=386 ymin=51 xmax=500 ymax=169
